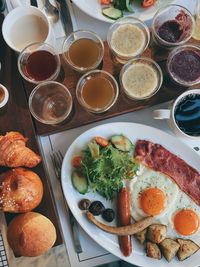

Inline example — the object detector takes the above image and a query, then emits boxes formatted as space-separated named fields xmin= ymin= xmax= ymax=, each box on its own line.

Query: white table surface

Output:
xmin=2 ymin=0 xmax=200 ymax=267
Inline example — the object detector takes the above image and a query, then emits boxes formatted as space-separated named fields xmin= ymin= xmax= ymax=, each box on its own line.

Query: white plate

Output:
xmin=72 ymin=0 xmax=176 ymax=23
xmin=61 ymin=122 xmax=200 ymax=267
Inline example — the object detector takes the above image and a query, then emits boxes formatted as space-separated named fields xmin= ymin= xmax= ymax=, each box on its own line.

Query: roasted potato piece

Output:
xmin=176 ymin=238 xmax=200 ymax=261
xmin=146 ymin=242 xmax=162 ymax=260
xmin=147 ymin=224 xmax=167 ymax=243
xmin=134 ymin=228 xmax=147 ymax=244
xmin=160 ymin=238 xmax=180 ymax=262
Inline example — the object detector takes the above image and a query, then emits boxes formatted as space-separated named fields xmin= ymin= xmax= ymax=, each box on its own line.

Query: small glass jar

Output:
xmin=152 ymin=4 xmax=195 ymax=49
xmin=62 ymin=30 xmax=104 ymax=73
xmin=120 ymin=57 xmax=163 ymax=100
xmin=29 ymin=81 xmax=72 ymax=125
xmin=76 ymin=70 xmax=119 ymax=113
xmin=167 ymin=45 xmax=200 ymax=87
xmin=107 ymin=16 xmax=150 ymax=64
xmin=18 ymin=42 xmax=60 ymax=84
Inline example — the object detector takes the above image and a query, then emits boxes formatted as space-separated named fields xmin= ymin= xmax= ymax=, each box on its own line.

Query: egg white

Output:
xmin=129 ymin=165 xmax=200 ymax=243
xmin=168 ymin=191 xmax=200 ymax=242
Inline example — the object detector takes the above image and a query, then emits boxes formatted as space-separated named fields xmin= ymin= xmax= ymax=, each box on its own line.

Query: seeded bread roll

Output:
xmin=7 ymin=212 xmax=56 ymax=257
xmin=0 ymin=168 xmax=43 ymax=212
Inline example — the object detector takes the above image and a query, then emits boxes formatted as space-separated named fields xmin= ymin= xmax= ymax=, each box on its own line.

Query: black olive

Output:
xmin=89 ymin=201 xmax=105 ymax=216
xmin=102 ymin=208 xmax=115 ymax=222
xmin=78 ymin=199 xmax=91 ymax=210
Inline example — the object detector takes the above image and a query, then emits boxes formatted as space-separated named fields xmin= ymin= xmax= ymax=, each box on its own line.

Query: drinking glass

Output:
xmin=167 ymin=45 xmax=200 ymax=87
xmin=62 ymin=30 xmax=104 ymax=73
xmin=76 ymin=70 xmax=119 ymax=113
xmin=29 ymin=81 xmax=72 ymax=125
xmin=152 ymin=4 xmax=195 ymax=49
xmin=120 ymin=57 xmax=163 ymax=100
xmin=18 ymin=42 xmax=60 ymax=84
xmin=107 ymin=16 xmax=150 ymax=64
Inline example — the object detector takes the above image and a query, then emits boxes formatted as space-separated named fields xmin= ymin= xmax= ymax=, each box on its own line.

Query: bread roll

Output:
xmin=7 ymin=212 xmax=56 ymax=257
xmin=0 ymin=168 xmax=43 ymax=212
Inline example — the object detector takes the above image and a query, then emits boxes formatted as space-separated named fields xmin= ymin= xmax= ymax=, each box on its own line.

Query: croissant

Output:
xmin=0 ymin=132 xmax=41 ymax=168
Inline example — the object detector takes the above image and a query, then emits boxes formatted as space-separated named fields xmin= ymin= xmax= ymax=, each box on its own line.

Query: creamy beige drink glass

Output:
xmin=107 ymin=17 xmax=150 ymax=64
xmin=2 ymin=6 xmax=52 ymax=53
xmin=120 ymin=57 xmax=163 ymax=100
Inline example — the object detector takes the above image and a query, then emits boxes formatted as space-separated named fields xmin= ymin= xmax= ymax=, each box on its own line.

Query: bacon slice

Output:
xmin=134 ymin=140 xmax=200 ymax=206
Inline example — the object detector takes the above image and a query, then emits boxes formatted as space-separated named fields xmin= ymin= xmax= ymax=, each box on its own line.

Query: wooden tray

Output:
xmin=23 ymin=38 xmax=200 ymax=136
xmin=0 ymin=14 xmax=63 ymax=247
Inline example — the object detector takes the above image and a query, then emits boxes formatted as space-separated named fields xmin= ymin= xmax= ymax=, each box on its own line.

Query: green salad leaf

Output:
xmin=80 ymin=141 xmax=139 ymax=200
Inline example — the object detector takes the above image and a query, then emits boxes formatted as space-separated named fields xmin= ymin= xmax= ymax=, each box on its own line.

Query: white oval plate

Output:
xmin=72 ymin=0 xmax=176 ymax=23
xmin=61 ymin=122 xmax=200 ymax=267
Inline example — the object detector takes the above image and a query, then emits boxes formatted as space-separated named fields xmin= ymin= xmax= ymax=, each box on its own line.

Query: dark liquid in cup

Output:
xmin=175 ymin=94 xmax=200 ymax=136
xmin=157 ymin=20 xmax=183 ymax=43
xmin=25 ymin=50 xmax=58 ymax=81
xmin=67 ymin=38 xmax=101 ymax=68
xmin=169 ymin=49 xmax=200 ymax=83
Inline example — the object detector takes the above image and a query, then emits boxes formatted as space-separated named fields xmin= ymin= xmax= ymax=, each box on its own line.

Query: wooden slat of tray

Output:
xmin=0 ymin=14 xmax=63 ymax=247
xmin=23 ymin=39 xmax=200 ymax=136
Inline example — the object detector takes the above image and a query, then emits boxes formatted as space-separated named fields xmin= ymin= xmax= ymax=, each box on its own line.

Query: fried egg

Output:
xmin=129 ymin=165 xmax=200 ymax=242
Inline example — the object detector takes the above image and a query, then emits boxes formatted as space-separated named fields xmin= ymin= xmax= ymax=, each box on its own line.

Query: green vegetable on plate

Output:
xmin=71 ymin=136 xmax=139 ymax=200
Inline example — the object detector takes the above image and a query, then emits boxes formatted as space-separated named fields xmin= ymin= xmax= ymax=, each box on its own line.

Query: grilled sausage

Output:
xmin=86 ymin=211 xmax=153 ymax=235
xmin=117 ymin=187 xmax=132 ymax=256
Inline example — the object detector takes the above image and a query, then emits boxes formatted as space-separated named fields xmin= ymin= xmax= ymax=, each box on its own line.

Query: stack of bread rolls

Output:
xmin=0 ymin=131 xmax=57 ymax=257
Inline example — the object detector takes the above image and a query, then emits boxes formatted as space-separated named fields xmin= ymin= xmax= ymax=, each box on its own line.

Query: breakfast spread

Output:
xmin=2 ymin=1 xmax=200 ymax=264
xmin=71 ymin=135 xmax=200 ymax=262
xmin=0 ymin=132 xmax=41 ymax=168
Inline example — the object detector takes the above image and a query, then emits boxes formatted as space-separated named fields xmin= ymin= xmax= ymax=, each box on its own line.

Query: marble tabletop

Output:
xmin=2 ymin=0 xmax=199 ymax=267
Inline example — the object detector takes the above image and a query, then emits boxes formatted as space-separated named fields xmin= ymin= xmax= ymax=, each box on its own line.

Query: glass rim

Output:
xmin=107 ymin=16 xmax=150 ymax=59
xmin=152 ymin=4 xmax=195 ymax=46
xmin=167 ymin=44 xmax=200 ymax=86
xmin=76 ymin=69 xmax=119 ymax=113
xmin=29 ymin=81 xmax=72 ymax=125
xmin=120 ymin=57 xmax=163 ymax=100
xmin=18 ymin=42 xmax=61 ymax=84
xmin=62 ymin=29 xmax=104 ymax=72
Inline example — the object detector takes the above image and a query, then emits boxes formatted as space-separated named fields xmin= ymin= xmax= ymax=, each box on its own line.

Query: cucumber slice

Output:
xmin=111 ymin=135 xmax=133 ymax=152
xmin=102 ymin=7 xmax=123 ymax=20
xmin=72 ymin=171 xmax=88 ymax=194
xmin=126 ymin=0 xmax=134 ymax=12
xmin=88 ymin=141 xmax=99 ymax=158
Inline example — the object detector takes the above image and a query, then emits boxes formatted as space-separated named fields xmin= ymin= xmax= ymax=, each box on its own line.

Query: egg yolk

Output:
xmin=139 ymin=187 xmax=165 ymax=216
xmin=174 ymin=209 xmax=199 ymax=236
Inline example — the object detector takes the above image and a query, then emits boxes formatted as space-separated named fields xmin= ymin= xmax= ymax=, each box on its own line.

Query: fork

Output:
xmin=51 ymin=150 xmax=83 ymax=254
